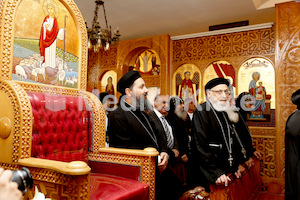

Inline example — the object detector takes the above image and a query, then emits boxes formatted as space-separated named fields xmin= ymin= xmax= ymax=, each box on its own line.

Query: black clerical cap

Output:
xmin=99 ymin=92 xmax=109 ymax=104
xmin=117 ymin=71 xmax=141 ymax=94
xmin=291 ymin=88 xmax=300 ymax=106
xmin=169 ymin=96 xmax=183 ymax=113
xmin=205 ymin=77 xmax=229 ymax=91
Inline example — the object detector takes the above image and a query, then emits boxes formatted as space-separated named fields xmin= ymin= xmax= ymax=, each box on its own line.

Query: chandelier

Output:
xmin=87 ymin=0 xmax=120 ymax=51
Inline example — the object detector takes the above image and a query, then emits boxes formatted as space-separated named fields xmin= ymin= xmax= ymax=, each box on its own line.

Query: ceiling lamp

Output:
xmin=87 ymin=0 xmax=120 ymax=52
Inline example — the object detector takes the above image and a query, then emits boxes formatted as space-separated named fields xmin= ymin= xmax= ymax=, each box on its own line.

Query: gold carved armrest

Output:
xmin=89 ymin=147 xmax=158 ymax=200
xmin=97 ymin=147 xmax=159 ymax=156
xmin=18 ymin=158 xmax=90 ymax=175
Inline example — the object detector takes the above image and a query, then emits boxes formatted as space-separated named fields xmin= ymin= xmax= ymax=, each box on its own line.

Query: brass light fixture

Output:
xmin=87 ymin=0 xmax=120 ymax=51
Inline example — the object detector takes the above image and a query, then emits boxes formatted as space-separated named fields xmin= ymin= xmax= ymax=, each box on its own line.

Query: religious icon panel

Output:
xmin=204 ymin=60 xmax=236 ymax=100
xmin=238 ymin=57 xmax=275 ymax=124
xmin=13 ymin=0 xmax=80 ymax=88
xmin=100 ymin=70 xmax=117 ymax=96
xmin=133 ymin=50 xmax=161 ymax=75
xmin=173 ymin=64 xmax=201 ymax=103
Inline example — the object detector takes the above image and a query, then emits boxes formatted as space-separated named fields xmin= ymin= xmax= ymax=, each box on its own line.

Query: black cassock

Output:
xmin=167 ymin=112 xmax=190 ymax=157
xmin=108 ymin=101 xmax=161 ymax=151
xmin=285 ymin=109 xmax=300 ymax=200
xmin=189 ymin=101 xmax=254 ymax=190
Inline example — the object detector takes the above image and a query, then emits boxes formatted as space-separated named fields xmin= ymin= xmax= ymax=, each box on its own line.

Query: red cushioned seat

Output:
xmin=26 ymin=91 xmax=153 ymax=199
xmin=90 ymin=173 xmax=149 ymax=200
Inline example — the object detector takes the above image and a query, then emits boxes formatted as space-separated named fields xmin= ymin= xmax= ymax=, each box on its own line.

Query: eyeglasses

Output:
xmin=210 ymin=89 xmax=231 ymax=96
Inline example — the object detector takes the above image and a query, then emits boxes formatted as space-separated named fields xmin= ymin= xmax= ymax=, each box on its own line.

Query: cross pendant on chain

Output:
xmin=228 ymin=154 xmax=233 ymax=166
xmin=242 ymin=148 xmax=247 ymax=159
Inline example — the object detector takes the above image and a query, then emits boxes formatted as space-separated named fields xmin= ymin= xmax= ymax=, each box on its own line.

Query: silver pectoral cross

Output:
xmin=241 ymin=148 xmax=247 ymax=159
xmin=228 ymin=154 xmax=233 ymax=166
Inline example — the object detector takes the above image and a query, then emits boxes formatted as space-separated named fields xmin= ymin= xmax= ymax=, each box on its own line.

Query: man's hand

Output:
xmin=172 ymin=149 xmax=180 ymax=158
xmin=235 ymin=165 xmax=245 ymax=178
xmin=0 ymin=168 xmax=22 ymax=200
xmin=253 ymin=151 xmax=262 ymax=160
xmin=245 ymin=157 xmax=255 ymax=169
xmin=157 ymin=152 xmax=169 ymax=173
xmin=181 ymin=154 xmax=188 ymax=163
xmin=215 ymin=174 xmax=231 ymax=187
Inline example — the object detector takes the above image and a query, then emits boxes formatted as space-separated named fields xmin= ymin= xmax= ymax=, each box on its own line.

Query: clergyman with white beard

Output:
xmin=188 ymin=77 xmax=258 ymax=192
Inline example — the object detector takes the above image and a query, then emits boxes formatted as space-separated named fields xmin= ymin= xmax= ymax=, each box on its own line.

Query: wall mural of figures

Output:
xmin=12 ymin=0 xmax=79 ymax=88
xmin=173 ymin=64 xmax=201 ymax=103
xmin=133 ymin=50 xmax=161 ymax=75
xmin=238 ymin=58 xmax=275 ymax=122
xmin=204 ymin=60 xmax=236 ymax=98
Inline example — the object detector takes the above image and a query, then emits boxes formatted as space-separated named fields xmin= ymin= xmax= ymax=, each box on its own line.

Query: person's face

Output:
xmin=207 ymin=84 xmax=230 ymax=104
xmin=259 ymin=82 xmax=262 ymax=86
xmin=155 ymin=96 xmax=170 ymax=115
xmin=188 ymin=100 xmax=196 ymax=111
xmin=176 ymin=102 xmax=184 ymax=112
xmin=253 ymin=73 xmax=259 ymax=81
xmin=185 ymin=73 xmax=190 ymax=79
xmin=131 ymin=78 xmax=148 ymax=101
xmin=48 ymin=5 xmax=55 ymax=17
xmin=108 ymin=77 xmax=112 ymax=84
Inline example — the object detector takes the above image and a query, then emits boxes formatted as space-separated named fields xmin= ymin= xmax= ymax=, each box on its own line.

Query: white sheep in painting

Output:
xmin=65 ymin=77 xmax=75 ymax=86
xmin=15 ymin=65 xmax=27 ymax=80
xmin=31 ymin=69 xmax=38 ymax=82
xmin=57 ymin=69 xmax=66 ymax=85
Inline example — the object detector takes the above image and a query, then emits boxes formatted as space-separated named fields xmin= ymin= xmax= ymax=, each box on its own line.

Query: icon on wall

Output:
xmin=12 ymin=0 xmax=79 ymax=88
xmin=238 ymin=58 xmax=275 ymax=125
xmin=100 ymin=70 xmax=117 ymax=97
xmin=204 ymin=61 xmax=236 ymax=99
xmin=174 ymin=64 xmax=201 ymax=103
xmin=134 ymin=50 xmax=160 ymax=75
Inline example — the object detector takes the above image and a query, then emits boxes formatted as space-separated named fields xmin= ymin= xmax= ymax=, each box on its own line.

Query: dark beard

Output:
xmin=132 ymin=96 xmax=153 ymax=112
xmin=175 ymin=109 xmax=188 ymax=121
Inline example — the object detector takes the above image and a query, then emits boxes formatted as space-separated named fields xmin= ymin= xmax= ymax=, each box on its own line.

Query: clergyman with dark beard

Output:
xmin=107 ymin=70 xmax=169 ymax=171
xmin=167 ymin=96 xmax=190 ymax=163
xmin=189 ymin=77 xmax=256 ymax=191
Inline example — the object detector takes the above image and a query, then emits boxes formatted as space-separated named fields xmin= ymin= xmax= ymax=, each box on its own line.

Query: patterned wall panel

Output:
xmin=253 ymin=136 xmax=276 ymax=178
xmin=276 ymin=1 xmax=300 ymax=179
xmin=172 ymin=28 xmax=274 ymax=63
xmin=250 ymin=127 xmax=276 ymax=178
xmin=87 ymin=46 xmax=118 ymax=92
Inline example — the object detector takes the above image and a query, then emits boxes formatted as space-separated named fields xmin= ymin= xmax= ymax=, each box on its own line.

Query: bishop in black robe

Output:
xmin=285 ymin=89 xmax=300 ymax=200
xmin=188 ymin=77 xmax=256 ymax=191
xmin=189 ymin=101 xmax=248 ymax=189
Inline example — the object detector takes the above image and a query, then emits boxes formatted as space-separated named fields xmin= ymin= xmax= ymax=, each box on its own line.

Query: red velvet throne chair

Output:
xmin=0 ymin=0 xmax=158 ymax=199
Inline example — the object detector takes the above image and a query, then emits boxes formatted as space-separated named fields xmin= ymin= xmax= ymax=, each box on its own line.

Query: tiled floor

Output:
xmin=256 ymin=192 xmax=285 ymax=200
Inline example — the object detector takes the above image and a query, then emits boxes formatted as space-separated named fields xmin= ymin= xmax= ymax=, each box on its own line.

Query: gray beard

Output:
xmin=225 ymin=107 xmax=239 ymax=123
xmin=209 ymin=97 xmax=230 ymax=112
xmin=175 ymin=109 xmax=188 ymax=121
